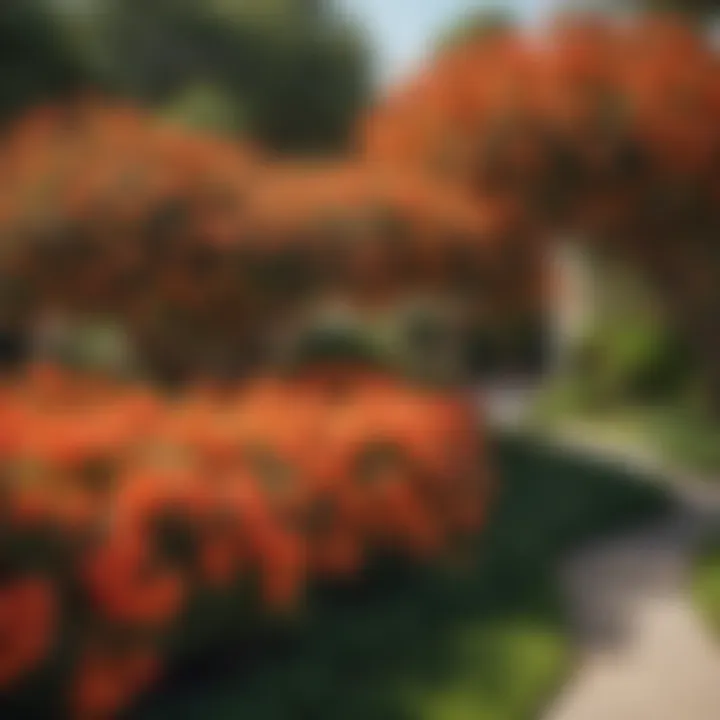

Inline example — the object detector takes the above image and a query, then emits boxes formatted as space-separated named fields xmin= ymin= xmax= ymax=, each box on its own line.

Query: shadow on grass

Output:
xmin=130 ymin=435 xmax=673 ymax=720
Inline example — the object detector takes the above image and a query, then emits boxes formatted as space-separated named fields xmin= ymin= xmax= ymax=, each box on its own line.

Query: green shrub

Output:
xmin=692 ymin=540 xmax=720 ymax=636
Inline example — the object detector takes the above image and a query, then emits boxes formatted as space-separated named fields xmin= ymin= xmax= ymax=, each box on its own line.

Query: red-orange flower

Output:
xmin=0 ymin=577 xmax=57 ymax=690
xmin=70 ymin=640 xmax=162 ymax=720
xmin=82 ymin=534 xmax=186 ymax=628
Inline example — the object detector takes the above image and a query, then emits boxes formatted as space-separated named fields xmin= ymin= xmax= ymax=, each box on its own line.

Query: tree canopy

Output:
xmin=48 ymin=0 xmax=371 ymax=153
xmin=0 ymin=1 xmax=88 ymax=126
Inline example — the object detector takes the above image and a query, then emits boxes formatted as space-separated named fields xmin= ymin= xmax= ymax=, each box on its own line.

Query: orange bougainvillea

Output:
xmin=0 ymin=101 xmax=498 ymax=383
xmin=362 ymin=13 xmax=720 ymax=395
xmin=82 ymin=534 xmax=188 ymax=629
xmin=0 ymin=577 xmax=57 ymax=691
xmin=0 ymin=362 xmax=491 ymax=716
xmin=70 ymin=639 xmax=163 ymax=720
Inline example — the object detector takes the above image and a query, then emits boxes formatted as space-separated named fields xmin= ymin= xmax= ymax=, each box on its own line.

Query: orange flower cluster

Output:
xmin=0 ymin=577 xmax=57 ymax=693
xmin=0 ymin=101 xmax=259 ymax=380
xmin=0 ymin=362 xmax=490 ymax=717
xmin=0 ymin=101 xmax=498 ymax=380
xmin=362 ymin=14 xmax=720 ymax=372
xmin=363 ymin=15 xmax=720 ymax=217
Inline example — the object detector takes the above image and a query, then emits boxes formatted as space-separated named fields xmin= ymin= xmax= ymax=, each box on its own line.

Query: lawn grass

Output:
xmin=692 ymin=540 xmax=720 ymax=637
xmin=130 ymin=435 xmax=672 ymax=720
xmin=533 ymin=405 xmax=720 ymax=478
xmin=529 ymin=379 xmax=720 ymax=478
xmin=647 ymin=410 xmax=720 ymax=477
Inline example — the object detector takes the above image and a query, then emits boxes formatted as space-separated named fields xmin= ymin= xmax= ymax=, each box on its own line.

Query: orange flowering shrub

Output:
xmin=0 ymin=363 xmax=491 ymax=716
xmin=0 ymin=102 xmax=497 ymax=381
xmin=363 ymin=15 xmax=720 ymax=216
xmin=71 ymin=638 xmax=162 ymax=720
xmin=0 ymin=577 xmax=57 ymax=691
xmin=0 ymin=100 xmax=259 ymax=381
xmin=362 ymin=13 xmax=720 ymax=387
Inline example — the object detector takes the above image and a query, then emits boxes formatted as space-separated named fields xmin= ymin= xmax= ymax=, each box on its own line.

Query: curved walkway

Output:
xmin=481 ymin=385 xmax=720 ymax=720
xmin=545 ymin=471 xmax=720 ymax=720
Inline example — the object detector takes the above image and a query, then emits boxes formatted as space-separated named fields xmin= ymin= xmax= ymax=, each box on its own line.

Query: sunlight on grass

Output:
xmin=648 ymin=411 xmax=720 ymax=477
xmin=404 ymin=621 xmax=569 ymax=720
xmin=529 ymin=384 xmax=720 ymax=478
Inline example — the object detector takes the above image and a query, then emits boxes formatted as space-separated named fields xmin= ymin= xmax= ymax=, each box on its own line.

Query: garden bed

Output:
xmin=130 ymin=435 xmax=672 ymax=720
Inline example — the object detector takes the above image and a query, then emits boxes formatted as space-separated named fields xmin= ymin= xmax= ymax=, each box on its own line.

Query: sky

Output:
xmin=336 ymin=0 xmax=561 ymax=88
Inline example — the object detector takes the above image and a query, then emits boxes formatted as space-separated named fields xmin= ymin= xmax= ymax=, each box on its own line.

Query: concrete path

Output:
xmin=481 ymin=386 xmax=720 ymax=720
xmin=545 ymin=481 xmax=720 ymax=720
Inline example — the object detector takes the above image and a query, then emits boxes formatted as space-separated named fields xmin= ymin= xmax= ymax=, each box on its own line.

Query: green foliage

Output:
xmin=0 ymin=1 xmax=88 ymax=125
xmin=162 ymin=83 xmax=247 ymax=137
xmin=291 ymin=323 xmax=389 ymax=370
xmin=132 ymin=436 xmax=670 ymax=720
xmin=55 ymin=0 xmax=370 ymax=153
xmin=282 ymin=302 xmax=471 ymax=388
xmin=546 ymin=254 xmax=694 ymax=413
xmin=572 ymin=257 xmax=694 ymax=409
xmin=692 ymin=539 xmax=720 ymax=636
xmin=647 ymin=409 xmax=720 ymax=476
xmin=572 ymin=316 xmax=692 ymax=411
xmin=630 ymin=0 xmax=720 ymax=17
xmin=467 ymin=318 xmax=549 ymax=379
xmin=435 ymin=8 xmax=517 ymax=54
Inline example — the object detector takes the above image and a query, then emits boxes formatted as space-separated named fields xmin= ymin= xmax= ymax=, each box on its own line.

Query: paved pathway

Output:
xmin=545 ymin=476 xmax=720 ymax=720
xmin=482 ymin=386 xmax=720 ymax=720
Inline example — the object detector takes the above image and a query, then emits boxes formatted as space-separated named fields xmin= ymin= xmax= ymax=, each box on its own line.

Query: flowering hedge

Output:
xmin=362 ymin=14 xmax=720 ymax=394
xmin=0 ymin=363 xmax=490 ymax=718
xmin=0 ymin=103 xmax=500 ymax=381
